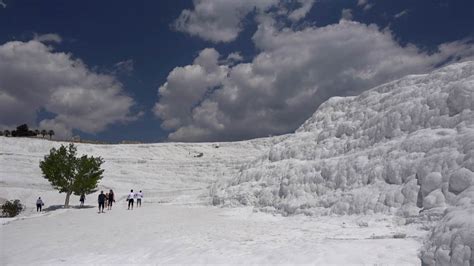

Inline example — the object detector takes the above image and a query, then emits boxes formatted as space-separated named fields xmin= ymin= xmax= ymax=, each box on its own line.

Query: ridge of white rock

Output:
xmin=0 ymin=135 xmax=285 ymax=207
xmin=211 ymin=61 xmax=474 ymax=265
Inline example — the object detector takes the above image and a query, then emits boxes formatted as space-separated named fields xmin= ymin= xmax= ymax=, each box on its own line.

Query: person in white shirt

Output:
xmin=127 ymin=189 xmax=135 ymax=210
xmin=136 ymin=190 xmax=143 ymax=207
xmin=36 ymin=197 xmax=44 ymax=212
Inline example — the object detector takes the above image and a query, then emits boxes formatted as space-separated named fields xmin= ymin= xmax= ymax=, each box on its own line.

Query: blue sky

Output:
xmin=0 ymin=0 xmax=473 ymax=142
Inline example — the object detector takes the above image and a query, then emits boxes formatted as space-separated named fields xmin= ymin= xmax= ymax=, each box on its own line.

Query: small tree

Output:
xmin=48 ymin=130 xmax=55 ymax=139
xmin=40 ymin=129 xmax=47 ymax=138
xmin=35 ymin=129 xmax=40 ymax=136
xmin=39 ymin=144 xmax=104 ymax=208
xmin=4 ymin=130 xmax=10 ymax=137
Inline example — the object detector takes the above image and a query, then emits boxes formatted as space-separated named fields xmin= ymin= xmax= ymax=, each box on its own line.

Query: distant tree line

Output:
xmin=0 ymin=124 xmax=55 ymax=139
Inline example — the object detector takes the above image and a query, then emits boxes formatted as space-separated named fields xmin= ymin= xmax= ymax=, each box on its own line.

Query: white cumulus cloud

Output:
xmin=173 ymin=0 xmax=278 ymax=43
xmin=154 ymin=19 xmax=474 ymax=142
xmin=153 ymin=48 xmax=229 ymax=130
xmin=0 ymin=40 xmax=140 ymax=139
xmin=172 ymin=0 xmax=317 ymax=43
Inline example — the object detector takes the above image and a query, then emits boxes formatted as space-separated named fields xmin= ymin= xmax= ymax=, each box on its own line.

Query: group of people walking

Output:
xmin=35 ymin=189 xmax=143 ymax=213
xmin=97 ymin=189 xmax=115 ymax=213
xmin=99 ymin=189 xmax=142 ymax=212
xmin=126 ymin=189 xmax=143 ymax=210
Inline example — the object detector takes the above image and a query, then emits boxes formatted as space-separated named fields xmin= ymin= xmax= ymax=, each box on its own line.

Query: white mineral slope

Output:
xmin=212 ymin=61 xmax=474 ymax=265
xmin=0 ymin=135 xmax=285 ymax=207
xmin=0 ymin=136 xmax=423 ymax=265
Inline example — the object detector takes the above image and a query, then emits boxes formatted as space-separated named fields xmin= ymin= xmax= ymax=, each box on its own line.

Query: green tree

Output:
xmin=48 ymin=130 xmax=55 ymax=139
xmin=39 ymin=143 xmax=104 ymax=208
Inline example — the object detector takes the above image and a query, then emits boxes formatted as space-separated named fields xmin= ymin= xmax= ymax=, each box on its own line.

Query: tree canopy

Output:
xmin=39 ymin=143 xmax=104 ymax=208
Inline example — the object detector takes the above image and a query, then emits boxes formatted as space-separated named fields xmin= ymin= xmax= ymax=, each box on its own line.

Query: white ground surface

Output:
xmin=0 ymin=137 xmax=426 ymax=264
xmin=2 ymin=205 xmax=423 ymax=265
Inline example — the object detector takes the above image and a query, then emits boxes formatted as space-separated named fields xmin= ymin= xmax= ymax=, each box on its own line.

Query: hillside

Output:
xmin=0 ymin=135 xmax=285 ymax=207
xmin=211 ymin=61 xmax=474 ymax=265
xmin=0 ymin=136 xmax=421 ymax=264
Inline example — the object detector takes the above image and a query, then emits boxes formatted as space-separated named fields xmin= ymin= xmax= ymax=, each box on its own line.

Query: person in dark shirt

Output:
xmin=79 ymin=193 xmax=85 ymax=207
xmin=98 ymin=191 xmax=106 ymax=213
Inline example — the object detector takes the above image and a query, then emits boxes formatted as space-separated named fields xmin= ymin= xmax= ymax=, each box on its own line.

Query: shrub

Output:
xmin=1 ymin=200 xmax=23 ymax=217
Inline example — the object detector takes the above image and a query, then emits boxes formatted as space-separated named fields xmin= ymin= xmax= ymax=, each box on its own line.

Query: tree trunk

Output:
xmin=64 ymin=191 xmax=72 ymax=208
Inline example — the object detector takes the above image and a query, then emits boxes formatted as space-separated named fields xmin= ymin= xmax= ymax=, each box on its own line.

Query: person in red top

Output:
xmin=107 ymin=189 xmax=115 ymax=210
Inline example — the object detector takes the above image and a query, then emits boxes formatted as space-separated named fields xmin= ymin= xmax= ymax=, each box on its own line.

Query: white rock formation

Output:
xmin=212 ymin=61 xmax=474 ymax=265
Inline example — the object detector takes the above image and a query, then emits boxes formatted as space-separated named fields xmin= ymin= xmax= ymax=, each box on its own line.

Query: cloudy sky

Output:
xmin=0 ymin=0 xmax=473 ymax=142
